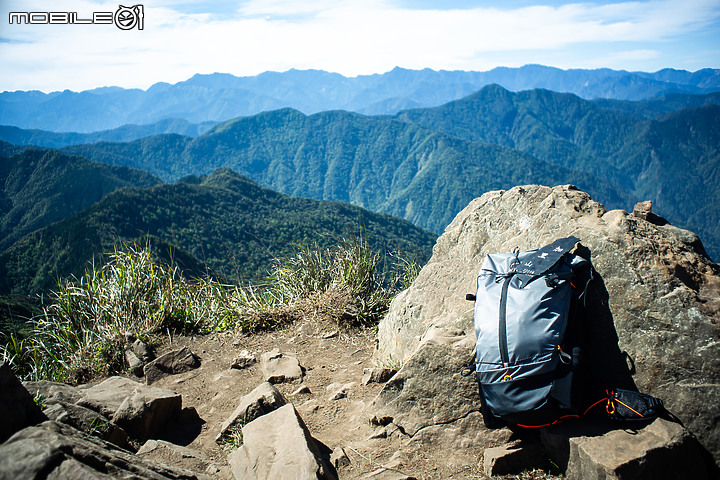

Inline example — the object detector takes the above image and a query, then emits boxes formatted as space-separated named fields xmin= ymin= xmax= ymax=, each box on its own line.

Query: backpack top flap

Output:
xmin=507 ymin=236 xmax=581 ymax=288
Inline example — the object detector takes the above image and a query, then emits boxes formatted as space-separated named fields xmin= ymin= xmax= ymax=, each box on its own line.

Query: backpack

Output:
xmin=466 ymin=236 xmax=593 ymax=428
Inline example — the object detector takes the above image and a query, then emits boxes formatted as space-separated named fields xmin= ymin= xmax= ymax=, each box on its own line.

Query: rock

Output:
xmin=43 ymin=401 xmax=129 ymax=449
xmin=24 ymin=379 xmax=84 ymax=405
xmin=632 ymin=200 xmax=668 ymax=226
xmin=362 ymin=367 xmax=397 ymax=385
xmin=81 ymin=376 xmax=182 ymax=442
xmin=633 ymin=200 xmax=653 ymax=220
xmin=400 ymin=411 xmax=513 ymax=469
xmin=369 ymin=326 xmax=478 ymax=436
xmin=132 ymin=337 xmax=155 ymax=362
xmin=374 ymin=185 xmax=720 ymax=462
xmin=144 ymin=346 xmax=201 ymax=384
xmin=230 ymin=350 xmax=257 ymax=369
xmin=138 ymin=439 xmax=228 ymax=479
xmin=292 ymin=385 xmax=312 ymax=396
xmin=330 ymin=447 xmax=351 ymax=469
xmin=216 ymin=382 xmax=288 ymax=444
xmin=0 ymin=421 xmax=205 ymax=479
xmin=0 ymin=364 xmax=46 ymax=443
xmin=126 ymin=349 xmax=146 ymax=377
xmin=24 ymin=376 xmax=181 ymax=444
xmin=483 ymin=441 xmax=546 ymax=476
xmin=227 ymin=403 xmax=336 ymax=480
xmin=327 ymin=382 xmax=356 ymax=401
xmin=541 ymin=418 xmax=712 ymax=479
xmin=260 ymin=348 xmax=304 ymax=384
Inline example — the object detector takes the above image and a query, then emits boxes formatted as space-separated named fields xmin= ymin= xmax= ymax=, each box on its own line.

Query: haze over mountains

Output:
xmin=0 ymin=65 xmax=718 ymax=297
xmin=2 ymin=65 xmax=720 ymax=133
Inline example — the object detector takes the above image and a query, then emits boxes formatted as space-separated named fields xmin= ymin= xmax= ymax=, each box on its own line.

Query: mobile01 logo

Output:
xmin=9 ymin=5 xmax=144 ymax=30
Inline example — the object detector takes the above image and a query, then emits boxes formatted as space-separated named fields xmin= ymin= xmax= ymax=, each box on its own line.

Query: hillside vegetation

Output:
xmin=56 ymin=86 xmax=719 ymax=259
xmin=0 ymin=149 xmax=161 ymax=252
xmin=0 ymin=167 xmax=436 ymax=295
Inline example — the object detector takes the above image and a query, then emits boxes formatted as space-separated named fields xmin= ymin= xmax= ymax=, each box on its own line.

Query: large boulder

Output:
xmin=216 ymin=382 xmax=288 ymax=444
xmin=227 ymin=403 xmax=336 ymax=480
xmin=26 ymin=375 xmax=182 ymax=444
xmin=374 ymin=185 xmax=720 ymax=463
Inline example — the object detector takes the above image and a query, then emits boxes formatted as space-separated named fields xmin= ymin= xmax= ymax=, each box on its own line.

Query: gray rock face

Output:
xmin=144 ymin=346 xmax=201 ymax=384
xmin=374 ymin=185 xmax=720 ymax=462
xmin=138 ymin=440 xmax=228 ymax=479
xmin=26 ymin=375 xmax=182 ymax=444
xmin=370 ymin=327 xmax=478 ymax=436
xmin=216 ymin=382 xmax=288 ymax=443
xmin=43 ymin=400 xmax=129 ymax=448
xmin=227 ymin=403 xmax=336 ymax=480
xmin=81 ymin=376 xmax=182 ymax=442
xmin=0 ymin=421 xmax=203 ymax=480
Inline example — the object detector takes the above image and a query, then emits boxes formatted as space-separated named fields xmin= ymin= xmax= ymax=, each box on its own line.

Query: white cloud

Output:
xmin=1 ymin=0 xmax=719 ymax=91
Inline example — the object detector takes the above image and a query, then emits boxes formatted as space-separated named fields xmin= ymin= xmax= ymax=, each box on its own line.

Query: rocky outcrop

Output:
xmin=25 ymin=375 xmax=182 ymax=445
xmin=373 ymin=185 xmax=720 ymax=467
xmin=541 ymin=418 xmax=713 ymax=480
xmin=0 ymin=421 xmax=205 ymax=480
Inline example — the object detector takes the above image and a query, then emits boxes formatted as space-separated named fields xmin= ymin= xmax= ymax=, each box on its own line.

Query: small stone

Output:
xmin=483 ymin=442 xmax=546 ymax=477
xmin=231 ymin=350 xmax=257 ymax=370
xmin=216 ymin=382 xmax=288 ymax=444
xmin=330 ymin=447 xmax=351 ymax=468
xmin=633 ymin=200 xmax=652 ymax=220
xmin=260 ymin=348 xmax=303 ymax=384
xmin=362 ymin=367 xmax=397 ymax=385
xmin=321 ymin=330 xmax=339 ymax=339
xmin=125 ymin=349 xmax=145 ymax=377
xmin=131 ymin=338 xmax=154 ymax=363
xmin=292 ymin=385 xmax=312 ymax=396
xmin=143 ymin=346 xmax=200 ymax=385
xmin=327 ymin=382 xmax=356 ymax=401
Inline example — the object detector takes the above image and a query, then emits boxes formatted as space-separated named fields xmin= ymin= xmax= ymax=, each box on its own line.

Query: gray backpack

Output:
xmin=467 ymin=236 xmax=592 ymax=428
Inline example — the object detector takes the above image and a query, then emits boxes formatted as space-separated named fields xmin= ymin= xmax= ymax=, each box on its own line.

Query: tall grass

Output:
xmin=1 ymin=235 xmax=420 ymax=383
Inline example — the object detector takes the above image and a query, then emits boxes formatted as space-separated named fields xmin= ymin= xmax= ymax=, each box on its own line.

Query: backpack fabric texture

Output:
xmin=470 ymin=236 xmax=593 ymax=428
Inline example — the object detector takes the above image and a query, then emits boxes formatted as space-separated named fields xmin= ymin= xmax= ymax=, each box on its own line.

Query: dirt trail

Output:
xmin=149 ymin=320 xmax=551 ymax=480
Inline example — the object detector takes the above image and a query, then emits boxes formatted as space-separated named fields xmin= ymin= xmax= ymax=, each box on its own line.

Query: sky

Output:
xmin=1 ymin=0 xmax=719 ymax=92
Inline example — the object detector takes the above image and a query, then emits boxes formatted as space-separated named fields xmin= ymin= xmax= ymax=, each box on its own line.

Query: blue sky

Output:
xmin=1 ymin=0 xmax=719 ymax=92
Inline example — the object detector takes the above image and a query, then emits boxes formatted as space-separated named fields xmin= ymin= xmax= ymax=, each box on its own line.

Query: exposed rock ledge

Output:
xmin=373 ymin=184 xmax=720 ymax=465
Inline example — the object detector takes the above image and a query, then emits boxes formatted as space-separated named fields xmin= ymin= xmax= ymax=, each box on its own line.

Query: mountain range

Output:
xmin=27 ymin=84 xmax=715 ymax=261
xmin=2 ymin=65 xmax=719 ymax=133
xmin=0 ymin=152 xmax=437 ymax=295
xmin=1 ymin=71 xmax=717 ymax=297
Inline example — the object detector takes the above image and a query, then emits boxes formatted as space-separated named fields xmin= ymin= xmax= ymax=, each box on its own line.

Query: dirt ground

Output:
xmin=148 ymin=319 xmax=554 ymax=480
